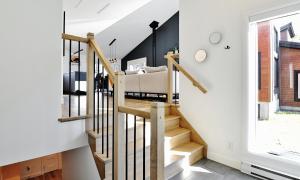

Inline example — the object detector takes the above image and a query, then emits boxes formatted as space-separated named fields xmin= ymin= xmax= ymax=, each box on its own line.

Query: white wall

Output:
xmin=0 ymin=0 xmax=87 ymax=166
xmin=179 ymin=0 xmax=300 ymax=171
xmin=62 ymin=146 xmax=100 ymax=180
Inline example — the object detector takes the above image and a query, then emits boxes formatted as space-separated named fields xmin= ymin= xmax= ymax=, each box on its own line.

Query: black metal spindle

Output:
xmin=143 ymin=117 xmax=146 ymax=180
xmin=68 ymin=40 xmax=72 ymax=117
xmin=78 ymin=42 xmax=81 ymax=116
xmin=174 ymin=65 xmax=177 ymax=104
xmin=102 ymin=66 xmax=104 ymax=154
xmin=63 ymin=11 xmax=65 ymax=57
xmin=134 ymin=116 xmax=137 ymax=180
xmin=97 ymin=58 xmax=100 ymax=134
xmin=93 ymin=52 xmax=96 ymax=132
xmin=106 ymin=74 xmax=109 ymax=158
xmin=125 ymin=114 xmax=128 ymax=180
xmin=112 ymin=85 xmax=115 ymax=180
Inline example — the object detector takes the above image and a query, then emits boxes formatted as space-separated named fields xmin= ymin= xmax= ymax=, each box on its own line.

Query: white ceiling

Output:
xmin=63 ymin=0 xmax=152 ymax=36
xmin=95 ymin=0 xmax=179 ymax=59
xmin=63 ymin=0 xmax=179 ymax=60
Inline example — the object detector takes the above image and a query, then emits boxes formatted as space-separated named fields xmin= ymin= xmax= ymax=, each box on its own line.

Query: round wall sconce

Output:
xmin=209 ymin=32 xmax=222 ymax=45
xmin=194 ymin=49 xmax=207 ymax=63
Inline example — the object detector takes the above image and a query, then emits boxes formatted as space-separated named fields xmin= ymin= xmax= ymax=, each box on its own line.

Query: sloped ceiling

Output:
xmin=64 ymin=0 xmax=179 ymax=59
xmin=95 ymin=0 xmax=179 ymax=59
xmin=64 ymin=0 xmax=152 ymax=36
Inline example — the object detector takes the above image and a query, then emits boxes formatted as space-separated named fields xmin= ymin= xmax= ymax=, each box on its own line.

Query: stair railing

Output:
xmin=165 ymin=52 xmax=207 ymax=104
xmin=115 ymin=72 xmax=165 ymax=180
xmin=61 ymin=33 xmax=165 ymax=180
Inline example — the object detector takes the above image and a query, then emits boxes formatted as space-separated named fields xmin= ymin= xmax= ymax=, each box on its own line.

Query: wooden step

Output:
xmin=171 ymin=142 xmax=204 ymax=165
xmin=165 ymin=115 xmax=180 ymax=131
xmin=165 ymin=128 xmax=191 ymax=150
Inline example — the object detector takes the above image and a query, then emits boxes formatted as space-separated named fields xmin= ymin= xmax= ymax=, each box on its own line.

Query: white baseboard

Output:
xmin=207 ymin=151 xmax=241 ymax=170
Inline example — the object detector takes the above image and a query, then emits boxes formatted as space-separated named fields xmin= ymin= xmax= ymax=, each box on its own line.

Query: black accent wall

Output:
xmin=121 ymin=12 xmax=179 ymax=70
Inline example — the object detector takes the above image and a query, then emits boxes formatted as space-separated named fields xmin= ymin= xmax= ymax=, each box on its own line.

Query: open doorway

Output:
xmin=252 ymin=13 xmax=300 ymax=162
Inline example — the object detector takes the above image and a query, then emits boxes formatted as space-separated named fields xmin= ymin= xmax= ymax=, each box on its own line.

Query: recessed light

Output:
xmin=97 ymin=3 xmax=110 ymax=14
xmin=74 ymin=0 xmax=83 ymax=8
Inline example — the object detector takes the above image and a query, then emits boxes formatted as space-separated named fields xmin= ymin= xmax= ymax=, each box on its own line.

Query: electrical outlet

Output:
xmin=228 ymin=142 xmax=234 ymax=151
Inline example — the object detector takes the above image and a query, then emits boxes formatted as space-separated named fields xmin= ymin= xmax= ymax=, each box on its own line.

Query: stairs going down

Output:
xmin=87 ymin=100 xmax=207 ymax=180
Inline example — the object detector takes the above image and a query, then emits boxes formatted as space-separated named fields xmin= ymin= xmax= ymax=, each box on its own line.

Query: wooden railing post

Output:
xmin=167 ymin=53 xmax=173 ymax=104
xmin=150 ymin=102 xmax=165 ymax=180
xmin=113 ymin=72 xmax=125 ymax=180
xmin=86 ymin=32 xmax=95 ymax=131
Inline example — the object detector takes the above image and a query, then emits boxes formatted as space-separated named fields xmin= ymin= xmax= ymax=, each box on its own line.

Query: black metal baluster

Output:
xmin=63 ymin=11 xmax=65 ymax=57
xmin=106 ymin=74 xmax=109 ymax=158
xmin=175 ymin=65 xmax=177 ymax=104
xmin=93 ymin=52 xmax=96 ymax=132
xmin=102 ymin=66 xmax=104 ymax=154
xmin=78 ymin=42 xmax=81 ymax=116
xmin=97 ymin=58 xmax=100 ymax=134
xmin=68 ymin=40 xmax=72 ymax=117
xmin=112 ymin=85 xmax=115 ymax=180
xmin=134 ymin=116 xmax=136 ymax=180
xmin=125 ymin=114 xmax=128 ymax=180
xmin=143 ymin=117 xmax=146 ymax=180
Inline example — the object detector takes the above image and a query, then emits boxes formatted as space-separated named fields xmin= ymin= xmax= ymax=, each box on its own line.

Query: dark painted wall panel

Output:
xmin=121 ymin=12 xmax=179 ymax=70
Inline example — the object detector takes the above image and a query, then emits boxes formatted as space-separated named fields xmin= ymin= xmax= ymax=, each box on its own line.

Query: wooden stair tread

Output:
xmin=165 ymin=128 xmax=190 ymax=138
xmin=165 ymin=115 xmax=180 ymax=121
xmin=171 ymin=142 xmax=204 ymax=155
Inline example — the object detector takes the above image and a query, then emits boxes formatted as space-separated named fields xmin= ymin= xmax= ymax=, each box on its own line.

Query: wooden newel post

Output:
xmin=150 ymin=102 xmax=165 ymax=180
xmin=167 ymin=52 xmax=173 ymax=104
xmin=113 ymin=72 xmax=125 ymax=180
xmin=86 ymin=32 xmax=95 ymax=131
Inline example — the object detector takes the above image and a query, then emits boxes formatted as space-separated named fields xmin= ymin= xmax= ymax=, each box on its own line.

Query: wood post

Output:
xmin=113 ymin=72 xmax=125 ymax=180
xmin=167 ymin=53 xmax=173 ymax=104
xmin=150 ymin=102 xmax=165 ymax=180
xmin=86 ymin=32 xmax=95 ymax=131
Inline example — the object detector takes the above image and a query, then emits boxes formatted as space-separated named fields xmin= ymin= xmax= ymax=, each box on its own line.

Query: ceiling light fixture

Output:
xmin=74 ymin=0 xmax=83 ymax=8
xmin=97 ymin=3 xmax=110 ymax=14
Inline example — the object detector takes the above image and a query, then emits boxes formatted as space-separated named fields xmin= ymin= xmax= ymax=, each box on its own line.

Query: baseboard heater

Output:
xmin=241 ymin=162 xmax=300 ymax=180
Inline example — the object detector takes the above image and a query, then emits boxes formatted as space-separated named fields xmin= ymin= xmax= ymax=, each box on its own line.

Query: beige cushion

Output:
xmin=144 ymin=66 xmax=167 ymax=73
xmin=139 ymin=71 xmax=168 ymax=93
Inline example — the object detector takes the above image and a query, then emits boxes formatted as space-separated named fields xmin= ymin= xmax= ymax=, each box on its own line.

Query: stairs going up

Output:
xmin=87 ymin=100 xmax=207 ymax=179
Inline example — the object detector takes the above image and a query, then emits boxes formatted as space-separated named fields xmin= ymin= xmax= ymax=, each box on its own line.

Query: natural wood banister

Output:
xmin=118 ymin=106 xmax=151 ymax=119
xmin=166 ymin=53 xmax=207 ymax=94
xmin=62 ymin=33 xmax=89 ymax=43
xmin=89 ymin=39 xmax=115 ymax=83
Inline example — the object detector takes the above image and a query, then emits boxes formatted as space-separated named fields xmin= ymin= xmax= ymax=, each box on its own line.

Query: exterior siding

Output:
xmin=258 ymin=21 xmax=271 ymax=102
xmin=280 ymin=47 xmax=300 ymax=107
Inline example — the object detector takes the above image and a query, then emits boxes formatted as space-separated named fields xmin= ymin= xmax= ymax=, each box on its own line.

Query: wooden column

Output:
xmin=86 ymin=32 xmax=95 ymax=131
xmin=167 ymin=54 xmax=173 ymax=104
xmin=150 ymin=102 xmax=165 ymax=180
xmin=113 ymin=72 xmax=125 ymax=180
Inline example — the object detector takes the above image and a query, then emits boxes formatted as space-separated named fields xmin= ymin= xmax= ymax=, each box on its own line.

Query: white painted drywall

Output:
xmin=62 ymin=146 xmax=100 ymax=180
xmin=0 ymin=0 xmax=87 ymax=166
xmin=179 ymin=0 xmax=300 ymax=173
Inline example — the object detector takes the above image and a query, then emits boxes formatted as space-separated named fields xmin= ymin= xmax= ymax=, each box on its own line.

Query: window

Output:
xmin=294 ymin=70 xmax=300 ymax=101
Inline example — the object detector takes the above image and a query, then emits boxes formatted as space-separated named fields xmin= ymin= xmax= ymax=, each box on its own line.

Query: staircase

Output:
xmin=87 ymin=100 xmax=207 ymax=180
xmin=60 ymin=33 xmax=208 ymax=180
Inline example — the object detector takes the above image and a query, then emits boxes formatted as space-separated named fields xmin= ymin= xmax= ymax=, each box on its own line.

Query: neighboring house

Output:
xmin=257 ymin=21 xmax=280 ymax=119
xmin=279 ymin=23 xmax=300 ymax=111
xmin=258 ymin=21 xmax=300 ymax=119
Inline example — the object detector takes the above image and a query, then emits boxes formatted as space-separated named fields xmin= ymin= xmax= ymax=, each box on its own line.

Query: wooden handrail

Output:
xmin=118 ymin=106 xmax=151 ymax=119
xmin=89 ymin=39 xmax=115 ymax=83
xmin=62 ymin=33 xmax=89 ymax=43
xmin=165 ymin=53 xmax=207 ymax=94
